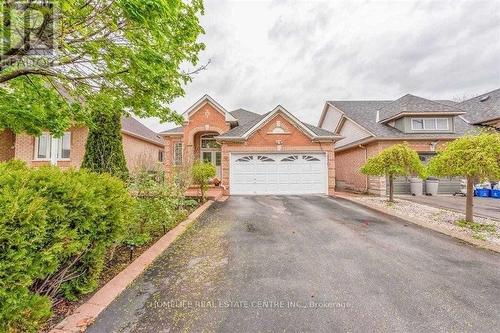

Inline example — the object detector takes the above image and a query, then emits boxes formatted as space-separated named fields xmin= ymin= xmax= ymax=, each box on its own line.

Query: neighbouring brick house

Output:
xmin=161 ymin=95 xmax=341 ymax=196
xmin=318 ymin=94 xmax=476 ymax=195
xmin=0 ymin=116 xmax=165 ymax=173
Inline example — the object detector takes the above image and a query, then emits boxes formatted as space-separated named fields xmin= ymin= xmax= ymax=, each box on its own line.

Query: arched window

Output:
xmin=236 ymin=156 xmax=253 ymax=162
xmin=281 ymin=155 xmax=298 ymax=162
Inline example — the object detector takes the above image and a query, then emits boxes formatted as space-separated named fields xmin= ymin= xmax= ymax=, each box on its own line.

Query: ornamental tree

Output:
xmin=81 ymin=95 xmax=128 ymax=180
xmin=361 ymin=143 xmax=425 ymax=202
xmin=428 ymin=132 xmax=500 ymax=222
xmin=0 ymin=0 xmax=205 ymax=135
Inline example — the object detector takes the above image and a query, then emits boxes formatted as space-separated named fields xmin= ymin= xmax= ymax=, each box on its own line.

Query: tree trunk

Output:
xmin=465 ymin=176 xmax=474 ymax=222
xmin=388 ymin=174 xmax=394 ymax=202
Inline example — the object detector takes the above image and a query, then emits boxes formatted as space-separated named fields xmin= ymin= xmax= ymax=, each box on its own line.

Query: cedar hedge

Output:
xmin=0 ymin=161 xmax=132 ymax=332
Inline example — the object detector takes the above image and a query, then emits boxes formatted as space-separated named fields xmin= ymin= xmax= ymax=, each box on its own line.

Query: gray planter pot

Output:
xmin=426 ymin=179 xmax=439 ymax=196
xmin=410 ymin=177 xmax=423 ymax=196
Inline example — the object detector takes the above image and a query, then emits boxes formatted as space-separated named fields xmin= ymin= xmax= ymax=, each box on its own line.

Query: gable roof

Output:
xmin=457 ymin=88 xmax=500 ymax=124
xmin=183 ymin=94 xmax=237 ymax=122
xmin=121 ymin=116 xmax=164 ymax=146
xmin=218 ymin=105 xmax=341 ymax=141
xmin=378 ymin=94 xmax=465 ymax=123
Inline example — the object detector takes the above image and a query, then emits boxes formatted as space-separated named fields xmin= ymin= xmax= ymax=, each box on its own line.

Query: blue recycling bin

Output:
xmin=490 ymin=189 xmax=500 ymax=199
xmin=475 ymin=188 xmax=491 ymax=197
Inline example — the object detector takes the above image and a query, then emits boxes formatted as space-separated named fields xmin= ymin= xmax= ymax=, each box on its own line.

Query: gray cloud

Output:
xmin=140 ymin=0 xmax=500 ymax=132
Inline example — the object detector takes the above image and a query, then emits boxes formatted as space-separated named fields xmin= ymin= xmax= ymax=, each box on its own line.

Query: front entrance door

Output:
xmin=200 ymin=134 xmax=222 ymax=178
xmin=202 ymin=151 xmax=222 ymax=178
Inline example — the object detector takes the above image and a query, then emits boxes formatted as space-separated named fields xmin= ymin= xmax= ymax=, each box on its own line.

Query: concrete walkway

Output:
xmin=87 ymin=196 xmax=500 ymax=332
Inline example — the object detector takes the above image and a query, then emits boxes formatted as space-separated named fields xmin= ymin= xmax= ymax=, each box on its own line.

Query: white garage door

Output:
xmin=230 ymin=153 xmax=328 ymax=195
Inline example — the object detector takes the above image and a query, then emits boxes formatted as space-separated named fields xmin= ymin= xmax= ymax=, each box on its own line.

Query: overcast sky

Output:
xmin=141 ymin=0 xmax=500 ymax=132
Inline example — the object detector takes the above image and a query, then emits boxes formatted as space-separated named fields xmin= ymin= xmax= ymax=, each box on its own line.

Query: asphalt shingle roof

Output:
xmin=160 ymin=126 xmax=184 ymax=135
xmin=328 ymin=99 xmax=475 ymax=148
xmin=457 ymin=88 xmax=500 ymax=124
xmin=121 ymin=116 xmax=163 ymax=145
xmin=378 ymin=94 xmax=465 ymax=122
xmin=230 ymin=109 xmax=262 ymax=125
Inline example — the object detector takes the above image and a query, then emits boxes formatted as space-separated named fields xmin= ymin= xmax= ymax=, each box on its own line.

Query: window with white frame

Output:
xmin=35 ymin=133 xmax=52 ymax=159
xmin=57 ymin=132 xmax=71 ymax=159
xmin=35 ymin=132 xmax=71 ymax=160
xmin=173 ymin=142 xmax=183 ymax=165
xmin=411 ymin=118 xmax=449 ymax=131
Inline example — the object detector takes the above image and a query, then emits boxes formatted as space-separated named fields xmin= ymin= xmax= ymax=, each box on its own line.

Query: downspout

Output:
xmin=359 ymin=144 xmax=369 ymax=193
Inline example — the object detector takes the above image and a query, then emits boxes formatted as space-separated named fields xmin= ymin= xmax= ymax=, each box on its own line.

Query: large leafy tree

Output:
xmin=428 ymin=132 xmax=500 ymax=222
xmin=0 ymin=0 xmax=205 ymax=135
xmin=361 ymin=143 xmax=425 ymax=202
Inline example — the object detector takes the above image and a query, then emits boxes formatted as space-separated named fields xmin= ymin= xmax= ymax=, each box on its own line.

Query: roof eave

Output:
xmin=121 ymin=130 xmax=164 ymax=147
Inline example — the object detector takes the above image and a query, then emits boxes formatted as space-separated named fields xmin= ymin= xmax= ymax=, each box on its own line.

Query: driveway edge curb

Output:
xmin=50 ymin=200 xmax=215 ymax=333
xmin=336 ymin=194 xmax=500 ymax=254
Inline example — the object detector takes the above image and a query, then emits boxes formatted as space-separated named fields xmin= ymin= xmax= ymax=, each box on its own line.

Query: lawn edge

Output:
xmin=50 ymin=199 xmax=216 ymax=333
xmin=336 ymin=193 xmax=500 ymax=254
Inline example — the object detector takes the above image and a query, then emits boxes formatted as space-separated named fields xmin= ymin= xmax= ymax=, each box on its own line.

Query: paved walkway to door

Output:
xmin=87 ymin=196 xmax=500 ymax=332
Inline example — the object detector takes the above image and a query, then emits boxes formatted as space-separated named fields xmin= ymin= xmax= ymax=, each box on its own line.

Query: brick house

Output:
xmin=0 ymin=116 xmax=165 ymax=173
xmin=161 ymin=95 xmax=341 ymax=196
xmin=318 ymin=94 xmax=476 ymax=195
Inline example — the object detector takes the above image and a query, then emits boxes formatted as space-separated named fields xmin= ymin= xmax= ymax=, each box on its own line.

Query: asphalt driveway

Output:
xmin=88 ymin=196 xmax=500 ymax=332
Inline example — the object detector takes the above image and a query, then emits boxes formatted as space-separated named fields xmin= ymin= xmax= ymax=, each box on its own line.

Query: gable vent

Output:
xmin=480 ymin=95 xmax=490 ymax=102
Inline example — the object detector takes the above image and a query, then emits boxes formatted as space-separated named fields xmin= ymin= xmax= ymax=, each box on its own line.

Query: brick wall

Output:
xmin=0 ymin=129 xmax=15 ymax=161
xmin=9 ymin=126 xmax=162 ymax=171
xmin=221 ymin=113 xmax=336 ymax=196
xmin=122 ymin=133 xmax=164 ymax=173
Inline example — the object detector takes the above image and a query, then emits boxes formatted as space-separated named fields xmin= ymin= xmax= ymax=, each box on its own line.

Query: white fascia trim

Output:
xmin=380 ymin=111 xmax=466 ymax=124
xmin=241 ymin=105 xmax=317 ymax=139
xmin=182 ymin=94 xmax=237 ymax=122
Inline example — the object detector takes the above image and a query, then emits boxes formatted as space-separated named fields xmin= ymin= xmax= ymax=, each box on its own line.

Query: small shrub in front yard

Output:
xmin=124 ymin=170 xmax=194 ymax=248
xmin=0 ymin=161 xmax=132 ymax=333
xmin=191 ymin=161 xmax=216 ymax=202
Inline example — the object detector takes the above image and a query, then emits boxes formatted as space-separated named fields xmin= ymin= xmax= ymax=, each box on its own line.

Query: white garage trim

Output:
xmin=229 ymin=152 xmax=328 ymax=195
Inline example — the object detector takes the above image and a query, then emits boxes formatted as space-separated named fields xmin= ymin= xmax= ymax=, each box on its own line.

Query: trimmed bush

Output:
xmin=191 ymin=161 xmax=216 ymax=202
xmin=0 ymin=161 xmax=132 ymax=332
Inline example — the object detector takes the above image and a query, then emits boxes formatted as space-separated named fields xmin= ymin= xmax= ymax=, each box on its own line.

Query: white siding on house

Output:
xmin=321 ymin=105 xmax=344 ymax=132
xmin=335 ymin=119 xmax=371 ymax=147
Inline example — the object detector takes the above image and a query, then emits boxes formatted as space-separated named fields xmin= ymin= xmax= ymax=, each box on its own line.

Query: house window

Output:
xmin=173 ymin=142 xmax=183 ymax=165
xmin=158 ymin=150 xmax=164 ymax=162
xmin=57 ymin=132 xmax=71 ymax=159
xmin=35 ymin=133 xmax=52 ymax=159
xmin=201 ymin=135 xmax=221 ymax=149
xmin=411 ymin=118 xmax=449 ymax=131
xmin=35 ymin=132 xmax=71 ymax=160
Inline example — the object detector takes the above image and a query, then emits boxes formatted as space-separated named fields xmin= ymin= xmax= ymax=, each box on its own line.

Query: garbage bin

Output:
xmin=476 ymin=188 xmax=491 ymax=197
xmin=425 ymin=178 xmax=439 ymax=196
xmin=410 ymin=177 xmax=423 ymax=196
